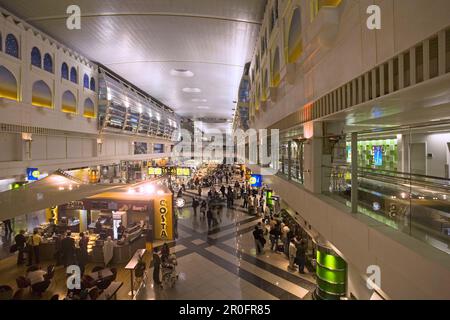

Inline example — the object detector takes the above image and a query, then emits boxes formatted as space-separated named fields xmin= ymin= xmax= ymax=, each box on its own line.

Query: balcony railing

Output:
xmin=322 ymin=164 xmax=450 ymax=255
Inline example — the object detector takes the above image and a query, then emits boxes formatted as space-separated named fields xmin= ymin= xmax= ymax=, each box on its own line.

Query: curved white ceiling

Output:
xmin=0 ymin=0 xmax=266 ymax=127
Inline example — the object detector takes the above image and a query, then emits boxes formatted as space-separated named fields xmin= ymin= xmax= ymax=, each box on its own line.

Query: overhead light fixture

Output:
xmin=192 ymin=98 xmax=207 ymax=103
xmin=197 ymin=106 xmax=210 ymax=109
xmin=182 ymin=87 xmax=202 ymax=93
xmin=170 ymin=69 xmax=194 ymax=77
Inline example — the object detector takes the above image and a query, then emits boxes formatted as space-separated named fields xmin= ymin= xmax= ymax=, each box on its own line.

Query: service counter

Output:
xmin=39 ymin=241 xmax=57 ymax=261
xmin=36 ymin=233 xmax=98 ymax=262
xmin=91 ymin=235 xmax=146 ymax=265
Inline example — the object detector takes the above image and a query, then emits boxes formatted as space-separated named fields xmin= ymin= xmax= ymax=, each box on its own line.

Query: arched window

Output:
xmin=5 ymin=34 xmax=19 ymax=58
xmin=31 ymin=47 xmax=42 ymax=68
xmin=271 ymin=47 xmax=281 ymax=87
xmin=83 ymin=98 xmax=95 ymax=118
xmin=61 ymin=63 xmax=69 ymax=80
xmin=287 ymin=7 xmax=303 ymax=64
xmin=0 ymin=66 xmax=18 ymax=101
xmin=83 ymin=74 xmax=89 ymax=89
xmin=32 ymin=80 xmax=52 ymax=108
xmin=62 ymin=90 xmax=77 ymax=113
xmin=70 ymin=67 xmax=77 ymax=83
xmin=43 ymin=53 xmax=53 ymax=73
xmin=90 ymin=77 xmax=96 ymax=91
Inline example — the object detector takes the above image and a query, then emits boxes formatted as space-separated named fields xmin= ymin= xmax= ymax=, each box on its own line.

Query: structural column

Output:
xmin=351 ymin=132 xmax=358 ymax=213
xmin=304 ymin=121 xmax=323 ymax=194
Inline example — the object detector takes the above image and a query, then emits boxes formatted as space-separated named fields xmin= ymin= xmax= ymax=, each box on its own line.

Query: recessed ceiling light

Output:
xmin=170 ymin=69 xmax=194 ymax=77
xmin=182 ymin=87 xmax=202 ymax=93
xmin=197 ymin=106 xmax=210 ymax=109
xmin=192 ymin=98 xmax=207 ymax=103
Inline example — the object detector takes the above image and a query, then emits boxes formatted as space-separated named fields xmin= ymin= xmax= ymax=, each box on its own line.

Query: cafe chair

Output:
xmin=0 ymin=285 xmax=14 ymax=300
xmin=97 ymin=277 xmax=112 ymax=291
xmin=81 ymin=275 xmax=96 ymax=289
xmin=16 ymin=276 xmax=31 ymax=289
xmin=45 ymin=265 xmax=56 ymax=281
xmin=88 ymin=287 xmax=100 ymax=300
xmin=31 ymin=280 xmax=51 ymax=297
xmin=110 ymin=267 xmax=118 ymax=281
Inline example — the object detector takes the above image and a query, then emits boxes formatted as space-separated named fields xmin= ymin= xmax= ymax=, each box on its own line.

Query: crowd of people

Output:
xmin=252 ymin=217 xmax=308 ymax=274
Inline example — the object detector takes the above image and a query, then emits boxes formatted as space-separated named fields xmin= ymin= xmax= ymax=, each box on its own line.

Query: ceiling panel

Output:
xmin=0 ymin=0 xmax=266 ymax=129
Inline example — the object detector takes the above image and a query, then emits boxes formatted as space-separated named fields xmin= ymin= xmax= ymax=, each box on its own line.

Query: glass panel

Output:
xmin=321 ymin=124 xmax=450 ymax=255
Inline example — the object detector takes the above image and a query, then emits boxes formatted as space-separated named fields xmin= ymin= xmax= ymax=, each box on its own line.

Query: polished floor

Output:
xmin=0 ymin=182 xmax=316 ymax=300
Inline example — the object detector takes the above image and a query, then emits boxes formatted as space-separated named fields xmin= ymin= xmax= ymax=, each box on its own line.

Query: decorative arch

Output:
xmin=43 ymin=53 xmax=53 ymax=73
xmin=90 ymin=77 xmax=96 ymax=91
xmin=5 ymin=34 xmax=19 ymax=58
xmin=0 ymin=66 xmax=18 ymax=101
xmin=61 ymin=90 xmax=77 ymax=113
xmin=70 ymin=67 xmax=78 ymax=83
xmin=287 ymin=7 xmax=303 ymax=64
xmin=31 ymin=47 xmax=42 ymax=68
xmin=32 ymin=80 xmax=53 ymax=108
xmin=271 ymin=47 xmax=281 ymax=87
xmin=262 ymin=69 xmax=269 ymax=101
xmin=83 ymin=98 xmax=95 ymax=118
xmin=83 ymin=74 xmax=89 ymax=89
xmin=61 ymin=63 xmax=69 ymax=80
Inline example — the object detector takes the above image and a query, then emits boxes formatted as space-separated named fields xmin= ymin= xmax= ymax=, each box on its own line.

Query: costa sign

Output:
xmin=153 ymin=194 xmax=173 ymax=240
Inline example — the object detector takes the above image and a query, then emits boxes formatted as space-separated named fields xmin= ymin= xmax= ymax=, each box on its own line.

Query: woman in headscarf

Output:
xmin=103 ymin=236 xmax=114 ymax=267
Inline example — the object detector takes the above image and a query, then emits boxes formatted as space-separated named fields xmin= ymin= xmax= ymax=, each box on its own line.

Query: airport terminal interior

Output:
xmin=0 ymin=0 xmax=449 ymax=301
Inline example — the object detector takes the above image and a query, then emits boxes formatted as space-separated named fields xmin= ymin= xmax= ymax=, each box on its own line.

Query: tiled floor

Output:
xmin=0 ymin=181 xmax=316 ymax=300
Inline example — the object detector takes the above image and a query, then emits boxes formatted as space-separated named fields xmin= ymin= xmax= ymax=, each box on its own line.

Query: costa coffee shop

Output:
xmin=84 ymin=182 xmax=174 ymax=244
xmin=0 ymin=172 xmax=174 ymax=264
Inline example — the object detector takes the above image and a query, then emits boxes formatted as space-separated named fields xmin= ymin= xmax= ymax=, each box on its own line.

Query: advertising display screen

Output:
xmin=27 ymin=168 xmax=40 ymax=181
xmin=148 ymin=167 xmax=163 ymax=175
xmin=249 ymin=174 xmax=262 ymax=187
xmin=148 ymin=167 xmax=191 ymax=176
xmin=373 ymin=146 xmax=383 ymax=166
xmin=134 ymin=142 xmax=147 ymax=155
xmin=154 ymin=144 xmax=165 ymax=154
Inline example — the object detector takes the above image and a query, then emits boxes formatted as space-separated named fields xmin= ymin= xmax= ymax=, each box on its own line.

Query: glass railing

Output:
xmin=322 ymin=164 xmax=450 ymax=255
xmin=277 ymin=159 xmax=305 ymax=185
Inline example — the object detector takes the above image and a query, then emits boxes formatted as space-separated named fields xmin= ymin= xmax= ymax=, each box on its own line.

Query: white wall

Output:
xmin=249 ymin=0 xmax=450 ymax=129
xmin=409 ymin=132 xmax=450 ymax=178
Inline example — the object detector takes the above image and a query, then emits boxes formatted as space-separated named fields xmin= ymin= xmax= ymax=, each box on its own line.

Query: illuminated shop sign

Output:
xmin=148 ymin=167 xmax=191 ymax=177
xmin=373 ymin=146 xmax=383 ymax=166
xmin=27 ymin=168 xmax=40 ymax=181
xmin=249 ymin=174 xmax=262 ymax=187
xmin=154 ymin=195 xmax=173 ymax=240
xmin=148 ymin=167 xmax=163 ymax=175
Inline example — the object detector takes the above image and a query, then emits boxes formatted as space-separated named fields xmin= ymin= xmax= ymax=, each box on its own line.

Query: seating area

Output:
xmin=0 ymin=263 xmax=121 ymax=300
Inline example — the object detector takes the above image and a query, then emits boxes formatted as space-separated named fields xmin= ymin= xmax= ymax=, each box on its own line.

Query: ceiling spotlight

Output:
xmin=197 ymin=106 xmax=210 ymax=109
xmin=192 ymin=98 xmax=207 ymax=103
xmin=170 ymin=69 xmax=194 ymax=77
xmin=182 ymin=87 xmax=202 ymax=93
